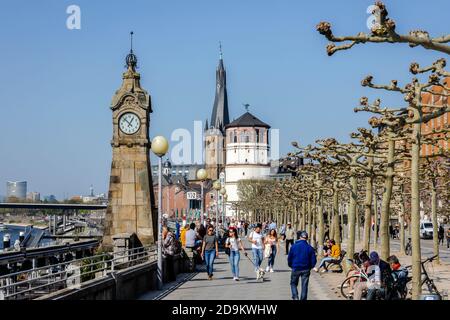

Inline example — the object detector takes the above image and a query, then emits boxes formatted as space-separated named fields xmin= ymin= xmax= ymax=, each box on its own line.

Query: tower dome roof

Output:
xmin=225 ymin=112 xmax=270 ymax=129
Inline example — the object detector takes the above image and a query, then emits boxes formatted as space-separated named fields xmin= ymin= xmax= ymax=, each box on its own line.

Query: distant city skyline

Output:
xmin=0 ymin=0 xmax=448 ymax=199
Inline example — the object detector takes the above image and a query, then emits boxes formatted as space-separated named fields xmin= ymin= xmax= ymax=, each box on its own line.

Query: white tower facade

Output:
xmin=224 ymin=112 xmax=271 ymax=217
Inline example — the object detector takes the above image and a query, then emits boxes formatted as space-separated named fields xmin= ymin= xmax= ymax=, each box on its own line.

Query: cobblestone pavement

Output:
xmin=139 ymin=240 xmax=339 ymax=300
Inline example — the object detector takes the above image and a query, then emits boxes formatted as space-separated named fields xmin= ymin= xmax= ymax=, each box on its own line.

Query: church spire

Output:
xmin=210 ymin=42 xmax=230 ymax=132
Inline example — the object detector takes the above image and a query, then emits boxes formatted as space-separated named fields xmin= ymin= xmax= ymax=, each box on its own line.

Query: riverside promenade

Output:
xmin=140 ymin=239 xmax=338 ymax=300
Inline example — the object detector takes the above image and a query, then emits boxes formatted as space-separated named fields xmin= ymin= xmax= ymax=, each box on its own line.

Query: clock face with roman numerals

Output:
xmin=119 ymin=112 xmax=141 ymax=135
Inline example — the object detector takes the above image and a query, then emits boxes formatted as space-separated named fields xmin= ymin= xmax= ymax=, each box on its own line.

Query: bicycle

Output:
xmin=340 ymin=264 xmax=371 ymax=299
xmin=405 ymin=255 xmax=441 ymax=299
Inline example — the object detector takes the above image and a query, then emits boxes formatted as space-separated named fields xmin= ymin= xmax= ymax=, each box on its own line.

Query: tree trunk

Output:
xmin=364 ymin=172 xmax=373 ymax=252
xmin=333 ymin=182 xmax=341 ymax=245
xmin=357 ymin=206 xmax=361 ymax=242
xmin=307 ymin=192 xmax=312 ymax=244
xmin=431 ymin=183 xmax=439 ymax=264
xmin=399 ymin=192 xmax=406 ymax=255
xmin=348 ymin=175 xmax=358 ymax=258
xmin=411 ymin=122 xmax=422 ymax=300
xmin=374 ymin=192 xmax=378 ymax=249
xmin=317 ymin=190 xmax=324 ymax=260
xmin=380 ymin=138 xmax=394 ymax=260
xmin=312 ymin=194 xmax=317 ymax=250
xmin=301 ymin=201 xmax=306 ymax=231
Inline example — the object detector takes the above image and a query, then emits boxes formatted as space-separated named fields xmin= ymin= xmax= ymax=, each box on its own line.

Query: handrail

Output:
xmin=0 ymin=244 xmax=154 ymax=280
xmin=0 ymin=245 xmax=157 ymax=300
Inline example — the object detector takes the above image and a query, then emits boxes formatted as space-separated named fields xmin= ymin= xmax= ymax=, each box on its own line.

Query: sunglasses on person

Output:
xmin=208 ymin=229 xmax=214 ymax=232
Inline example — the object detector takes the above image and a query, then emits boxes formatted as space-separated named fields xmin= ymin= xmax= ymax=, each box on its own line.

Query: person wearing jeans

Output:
xmin=201 ymin=227 xmax=219 ymax=280
xmin=313 ymin=239 xmax=340 ymax=273
xmin=285 ymin=222 xmax=295 ymax=255
xmin=288 ymin=231 xmax=317 ymax=300
xmin=290 ymin=270 xmax=311 ymax=301
xmin=225 ymin=228 xmax=245 ymax=280
xmin=248 ymin=224 xmax=265 ymax=275
xmin=265 ymin=229 xmax=279 ymax=272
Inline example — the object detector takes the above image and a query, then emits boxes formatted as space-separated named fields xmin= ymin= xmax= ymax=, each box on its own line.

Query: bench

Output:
xmin=325 ymin=250 xmax=346 ymax=273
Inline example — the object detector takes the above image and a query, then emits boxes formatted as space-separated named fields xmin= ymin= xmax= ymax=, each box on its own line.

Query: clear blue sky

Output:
xmin=0 ymin=0 xmax=448 ymax=199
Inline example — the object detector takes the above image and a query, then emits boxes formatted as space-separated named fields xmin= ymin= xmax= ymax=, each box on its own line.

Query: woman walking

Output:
xmin=225 ymin=227 xmax=245 ymax=281
xmin=265 ymin=229 xmax=279 ymax=272
xmin=201 ymin=226 xmax=219 ymax=280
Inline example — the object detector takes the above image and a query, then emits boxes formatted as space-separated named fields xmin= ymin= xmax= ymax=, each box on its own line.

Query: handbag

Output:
xmin=264 ymin=243 xmax=272 ymax=258
xmin=225 ymin=238 xmax=231 ymax=256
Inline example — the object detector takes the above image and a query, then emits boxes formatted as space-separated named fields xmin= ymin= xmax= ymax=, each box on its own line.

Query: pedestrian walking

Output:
xmin=288 ymin=231 xmax=316 ymax=300
xmin=324 ymin=224 xmax=330 ymax=241
xmin=438 ymin=224 xmax=444 ymax=246
xmin=248 ymin=223 xmax=265 ymax=276
xmin=285 ymin=222 xmax=295 ymax=255
xmin=201 ymin=226 xmax=219 ymax=280
xmin=447 ymin=227 xmax=450 ymax=249
xmin=225 ymin=228 xmax=245 ymax=280
xmin=265 ymin=229 xmax=279 ymax=272
xmin=162 ymin=226 xmax=176 ymax=282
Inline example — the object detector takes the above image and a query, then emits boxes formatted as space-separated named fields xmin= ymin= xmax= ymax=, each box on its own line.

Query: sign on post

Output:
xmin=186 ymin=192 xmax=197 ymax=200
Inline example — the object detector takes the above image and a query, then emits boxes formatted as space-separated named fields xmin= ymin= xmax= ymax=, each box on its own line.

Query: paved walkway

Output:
xmin=139 ymin=240 xmax=337 ymax=300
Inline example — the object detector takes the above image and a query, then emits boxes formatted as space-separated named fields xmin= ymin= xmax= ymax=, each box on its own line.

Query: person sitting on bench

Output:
xmin=313 ymin=239 xmax=341 ymax=273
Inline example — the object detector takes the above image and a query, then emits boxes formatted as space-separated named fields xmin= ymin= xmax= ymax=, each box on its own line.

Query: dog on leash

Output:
xmin=255 ymin=268 xmax=266 ymax=281
xmin=244 ymin=252 xmax=266 ymax=281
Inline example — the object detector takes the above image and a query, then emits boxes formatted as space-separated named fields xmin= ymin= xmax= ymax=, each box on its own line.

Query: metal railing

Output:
xmin=0 ymin=245 xmax=157 ymax=300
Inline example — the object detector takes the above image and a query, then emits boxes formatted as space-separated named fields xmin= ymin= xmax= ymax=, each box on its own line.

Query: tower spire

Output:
xmin=210 ymin=43 xmax=229 ymax=131
xmin=125 ymin=31 xmax=138 ymax=69
xmin=130 ymin=31 xmax=134 ymax=53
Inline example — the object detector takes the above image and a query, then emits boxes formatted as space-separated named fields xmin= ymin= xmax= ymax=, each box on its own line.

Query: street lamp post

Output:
xmin=220 ymin=188 xmax=227 ymax=229
xmin=196 ymin=169 xmax=208 ymax=226
xmin=151 ymin=136 xmax=169 ymax=291
xmin=213 ymin=180 xmax=222 ymax=237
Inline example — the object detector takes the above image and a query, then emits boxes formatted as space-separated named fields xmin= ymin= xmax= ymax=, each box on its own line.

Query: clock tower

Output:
xmin=103 ymin=36 xmax=157 ymax=248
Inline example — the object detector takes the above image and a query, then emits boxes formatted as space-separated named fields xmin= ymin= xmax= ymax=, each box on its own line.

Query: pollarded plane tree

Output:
xmin=420 ymin=153 xmax=450 ymax=264
xmin=355 ymin=64 xmax=449 ymax=298
xmin=316 ymin=1 xmax=450 ymax=57
xmin=291 ymin=141 xmax=350 ymax=249
xmin=315 ymin=136 xmax=387 ymax=258
xmin=316 ymin=0 xmax=450 ymax=300
xmin=392 ymin=173 xmax=411 ymax=255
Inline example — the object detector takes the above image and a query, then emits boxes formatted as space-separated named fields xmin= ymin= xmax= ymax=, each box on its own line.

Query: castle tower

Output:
xmin=103 ymin=34 xmax=157 ymax=248
xmin=205 ymin=44 xmax=230 ymax=180
xmin=224 ymin=111 xmax=271 ymax=216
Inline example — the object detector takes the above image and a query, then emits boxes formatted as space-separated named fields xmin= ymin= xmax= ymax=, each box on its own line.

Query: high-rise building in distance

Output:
xmin=6 ymin=181 xmax=27 ymax=199
xmin=26 ymin=192 xmax=41 ymax=202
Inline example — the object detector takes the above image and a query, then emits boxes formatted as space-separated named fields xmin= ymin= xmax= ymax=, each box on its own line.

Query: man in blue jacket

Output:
xmin=287 ymin=231 xmax=317 ymax=300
